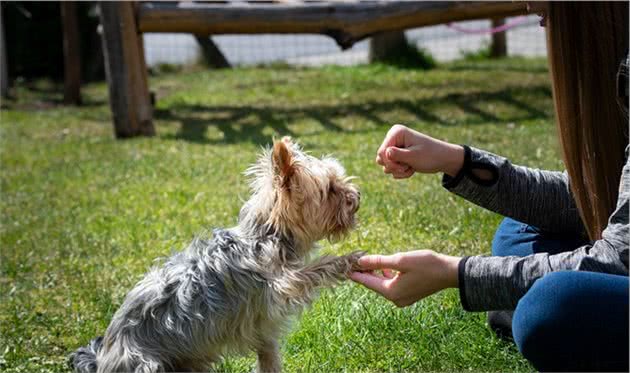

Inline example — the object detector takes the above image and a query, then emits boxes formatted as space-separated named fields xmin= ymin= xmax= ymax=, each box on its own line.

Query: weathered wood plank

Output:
xmin=61 ymin=1 xmax=82 ymax=105
xmin=99 ymin=1 xmax=154 ymax=138
xmin=138 ymin=1 xmax=529 ymax=49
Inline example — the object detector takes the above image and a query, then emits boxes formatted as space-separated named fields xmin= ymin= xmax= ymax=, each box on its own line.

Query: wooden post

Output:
xmin=369 ymin=30 xmax=407 ymax=63
xmin=1 ymin=5 xmax=8 ymax=99
xmin=490 ymin=18 xmax=507 ymax=58
xmin=195 ymin=35 xmax=230 ymax=68
xmin=99 ymin=1 xmax=154 ymax=138
xmin=61 ymin=1 xmax=82 ymax=105
xmin=133 ymin=2 xmax=154 ymax=109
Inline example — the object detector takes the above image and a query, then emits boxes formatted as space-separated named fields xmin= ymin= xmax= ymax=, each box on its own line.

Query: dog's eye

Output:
xmin=328 ymin=184 xmax=335 ymax=195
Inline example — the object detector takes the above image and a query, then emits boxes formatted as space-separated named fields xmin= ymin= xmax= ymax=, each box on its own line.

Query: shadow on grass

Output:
xmin=1 ymin=79 xmax=107 ymax=110
xmin=155 ymin=85 xmax=551 ymax=145
xmin=445 ymin=63 xmax=549 ymax=74
xmin=2 ymin=86 xmax=107 ymax=111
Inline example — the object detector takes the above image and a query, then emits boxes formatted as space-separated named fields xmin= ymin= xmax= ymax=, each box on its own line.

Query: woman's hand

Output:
xmin=376 ymin=124 xmax=465 ymax=179
xmin=350 ymin=250 xmax=461 ymax=307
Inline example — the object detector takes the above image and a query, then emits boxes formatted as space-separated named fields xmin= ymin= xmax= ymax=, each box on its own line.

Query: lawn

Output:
xmin=0 ymin=57 xmax=561 ymax=372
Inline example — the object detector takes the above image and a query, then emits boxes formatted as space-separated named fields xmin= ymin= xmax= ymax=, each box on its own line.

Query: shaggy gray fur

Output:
xmin=70 ymin=138 xmax=362 ymax=372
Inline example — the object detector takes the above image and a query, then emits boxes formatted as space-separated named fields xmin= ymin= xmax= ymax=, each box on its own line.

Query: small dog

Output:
xmin=71 ymin=137 xmax=362 ymax=372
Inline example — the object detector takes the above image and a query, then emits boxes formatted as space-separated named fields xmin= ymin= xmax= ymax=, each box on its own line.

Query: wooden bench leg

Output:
xmin=99 ymin=1 xmax=154 ymax=138
xmin=490 ymin=18 xmax=507 ymax=58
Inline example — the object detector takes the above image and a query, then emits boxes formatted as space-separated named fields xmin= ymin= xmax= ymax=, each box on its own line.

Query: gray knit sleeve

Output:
xmin=454 ymin=146 xmax=630 ymax=312
xmin=443 ymin=146 xmax=586 ymax=235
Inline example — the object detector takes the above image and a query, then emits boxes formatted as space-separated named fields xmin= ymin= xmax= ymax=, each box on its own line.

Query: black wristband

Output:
xmin=442 ymin=145 xmax=471 ymax=189
xmin=458 ymin=256 xmax=472 ymax=312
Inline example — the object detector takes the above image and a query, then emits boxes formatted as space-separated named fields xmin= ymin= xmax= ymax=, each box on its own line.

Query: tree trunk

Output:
xmin=369 ymin=30 xmax=407 ymax=63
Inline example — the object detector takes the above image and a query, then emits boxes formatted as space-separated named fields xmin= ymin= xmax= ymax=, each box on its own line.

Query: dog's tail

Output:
xmin=69 ymin=336 xmax=103 ymax=373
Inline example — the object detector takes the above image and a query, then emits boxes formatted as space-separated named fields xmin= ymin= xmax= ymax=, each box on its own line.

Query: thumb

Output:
xmin=357 ymin=254 xmax=402 ymax=271
xmin=386 ymin=147 xmax=412 ymax=165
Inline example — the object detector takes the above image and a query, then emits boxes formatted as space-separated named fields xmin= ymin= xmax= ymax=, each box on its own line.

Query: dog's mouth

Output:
xmin=345 ymin=191 xmax=360 ymax=227
xmin=330 ymin=208 xmax=358 ymax=240
xmin=324 ymin=188 xmax=360 ymax=242
xmin=345 ymin=188 xmax=361 ymax=214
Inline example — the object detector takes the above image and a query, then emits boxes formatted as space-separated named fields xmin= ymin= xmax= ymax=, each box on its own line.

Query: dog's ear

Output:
xmin=272 ymin=137 xmax=295 ymax=187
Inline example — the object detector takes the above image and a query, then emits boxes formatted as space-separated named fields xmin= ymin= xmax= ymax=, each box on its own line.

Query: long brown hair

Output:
xmin=546 ymin=1 xmax=629 ymax=240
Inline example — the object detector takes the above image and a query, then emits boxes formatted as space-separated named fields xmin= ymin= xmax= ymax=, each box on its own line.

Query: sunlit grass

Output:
xmin=0 ymin=58 xmax=556 ymax=372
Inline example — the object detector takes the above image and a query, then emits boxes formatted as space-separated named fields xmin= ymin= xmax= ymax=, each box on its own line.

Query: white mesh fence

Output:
xmin=143 ymin=15 xmax=546 ymax=67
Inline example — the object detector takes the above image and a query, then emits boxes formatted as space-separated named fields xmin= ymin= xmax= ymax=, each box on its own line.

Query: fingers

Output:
xmin=386 ymin=147 xmax=412 ymax=164
xmin=376 ymin=153 xmax=403 ymax=169
xmin=358 ymin=269 xmax=389 ymax=280
xmin=382 ymin=268 xmax=396 ymax=279
xmin=376 ymin=131 xmax=397 ymax=163
xmin=351 ymin=271 xmax=414 ymax=307
xmin=356 ymin=254 xmax=402 ymax=271
xmin=392 ymin=167 xmax=414 ymax=179
xmin=376 ymin=154 xmax=384 ymax=166
xmin=362 ymin=268 xmax=397 ymax=279
xmin=381 ymin=155 xmax=411 ymax=176
xmin=382 ymin=164 xmax=412 ymax=177
xmin=380 ymin=155 xmax=407 ymax=174
xmin=380 ymin=145 xmax=414 ymax=176
xmin=349 ymin=271 xmax=392 ymax=295
xmin=376 ymin=125 xmax=407 ymax=169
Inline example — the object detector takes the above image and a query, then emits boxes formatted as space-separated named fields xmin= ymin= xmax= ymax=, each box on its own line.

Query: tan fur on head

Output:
xmin=272 ymin=137 xmax=295 ymax=188
xmin=242 ymin=137 xmax=360 ymax=256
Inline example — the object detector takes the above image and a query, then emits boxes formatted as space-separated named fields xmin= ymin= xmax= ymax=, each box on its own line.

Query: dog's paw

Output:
xmin=345 ymin=251 xmax=366 ymax=273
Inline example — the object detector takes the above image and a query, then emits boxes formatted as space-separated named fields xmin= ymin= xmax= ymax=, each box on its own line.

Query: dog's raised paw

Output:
xmin=346 ymin=251 xmax=366 ymax=272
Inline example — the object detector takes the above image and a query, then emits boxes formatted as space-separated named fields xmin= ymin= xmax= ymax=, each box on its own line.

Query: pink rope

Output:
xmin=446 ymin=16 xmax=532 ymax=35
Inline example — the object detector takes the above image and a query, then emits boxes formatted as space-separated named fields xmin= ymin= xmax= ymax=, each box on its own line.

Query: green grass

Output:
xmin=0 ymin=57 xmax=560 ymax=372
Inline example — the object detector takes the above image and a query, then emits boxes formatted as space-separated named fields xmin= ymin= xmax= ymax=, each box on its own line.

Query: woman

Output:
xmin=351 ymin=2 xmax=629 ymax=371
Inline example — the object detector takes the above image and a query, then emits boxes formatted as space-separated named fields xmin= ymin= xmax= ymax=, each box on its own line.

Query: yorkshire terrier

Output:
xmin=71 ymin=137 xmax=363 ymax=372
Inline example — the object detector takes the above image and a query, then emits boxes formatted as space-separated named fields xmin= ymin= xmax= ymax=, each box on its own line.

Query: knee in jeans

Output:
xmin=491 ymin=218 xmax=520 ymax=256
xmin=491 ymin=218 xmax=539 ymax=257
xmin=512 ymin=272 xmax=578 ymax=363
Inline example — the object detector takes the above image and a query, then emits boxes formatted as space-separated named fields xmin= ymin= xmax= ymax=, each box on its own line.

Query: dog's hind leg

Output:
xmin=256 ymin=339 xmax=281 ymax=373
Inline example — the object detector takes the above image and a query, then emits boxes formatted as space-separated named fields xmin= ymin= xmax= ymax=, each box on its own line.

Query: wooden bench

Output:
xmin=98 ymin=1 xmax=529 ymax=138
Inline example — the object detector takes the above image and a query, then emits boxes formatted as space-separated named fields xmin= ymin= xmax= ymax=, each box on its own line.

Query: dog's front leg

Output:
xmin=273 ymin=251 xmax=364 ymax=302
xmin=256 ymin=339 xmax=281 ymax=373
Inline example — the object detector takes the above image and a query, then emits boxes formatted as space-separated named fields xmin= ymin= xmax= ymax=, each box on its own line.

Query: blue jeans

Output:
xmin=492 ymin=218 xmax=629 ymax=372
